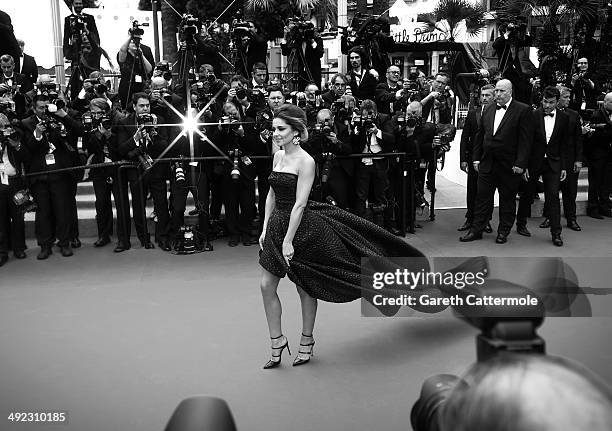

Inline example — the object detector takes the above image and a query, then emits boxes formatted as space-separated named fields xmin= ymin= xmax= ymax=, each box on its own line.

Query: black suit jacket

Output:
xmin=529 ymin=109 xmax=570 ymax=174
xmin=20 ymin=114 xmax=80 ymax=182
xmin=17 ymin=54 xmax=38 ymax=84
xmin=0 ymin=10 xmax=20 ymax=63
xmin=63 ymin=13 xmax=100 ymax=60
xmin=350 ymin=113 xmax=395 ymax=154
xmin=459 ymin=107 xmax=483 ymax=164
xmin=347 ymin=69 xmax=378 ymax=102
xmin=0 ymin=73 xmax=33 ymax=94
xmin=473 ymin=99 xmax=532 ymax=174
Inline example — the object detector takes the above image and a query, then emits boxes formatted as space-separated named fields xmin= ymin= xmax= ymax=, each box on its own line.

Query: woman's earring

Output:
xmin=292 ymin=135 xmax=301 ymax=146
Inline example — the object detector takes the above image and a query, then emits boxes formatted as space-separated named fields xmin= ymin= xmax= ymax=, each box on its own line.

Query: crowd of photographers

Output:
xmin=1 ymin=5 xmax=612 ymax=267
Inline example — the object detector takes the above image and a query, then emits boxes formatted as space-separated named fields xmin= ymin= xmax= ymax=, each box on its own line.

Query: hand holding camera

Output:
xmin=34 ymin=122 xmax=47 ymax=138
xmin=133 ymin=125 xmax=146 ymax=143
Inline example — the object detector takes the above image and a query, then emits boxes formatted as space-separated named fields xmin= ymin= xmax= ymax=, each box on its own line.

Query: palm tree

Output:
xmin=416 ymin=0 xmax=487 ymax=43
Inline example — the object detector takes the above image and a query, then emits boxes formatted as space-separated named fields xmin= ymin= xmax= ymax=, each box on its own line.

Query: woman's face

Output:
xmin=272 ymin=118 xmax=296 ymax=148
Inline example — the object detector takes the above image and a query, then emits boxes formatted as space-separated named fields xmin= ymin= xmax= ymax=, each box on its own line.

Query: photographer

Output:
xmin=116 ymin=93 xmax=170 ymax=251
xmin=73 ymin=71 xmax=121 ymax=114
xmin=0 ymin=54 xmax=32 ymax=118
xmin=117 ymin=29 xmax=154 ymax=109
xmin=322 ymin=73 xmax=349 ymax=108
xmin=232 ymin=21 xmax=267 ymax=79
xmin=194 ymin=24 xmax=223 ymax=80
xmin=393 ymin=101 xmax=437 ymax=228
xmin=248 ymin=62 xmax=269 ymax=110
xmin=83 ymin=98 xmax=121 ymax=247
xmin=304 ymin=108 xmax=353 ymax=210
xmin=63 ymin=0 xmax=100 ymax=63
xmin=247 ymin=86 xmax=285 ymax=223
xmin=375 ymin=65 xmax=413 ymax=116
xmin=21 ymin=94 xmax=82 ymax=259
xmin=213 ymin=101 xmax=257 ymax=247
xmin=281 ymin=19 xmax=324 ymax=90
xmin=351 ymin=99 xmax=395 ymax=225
xmin=225 ymin=75 xmax=258 ymax=119
xmin=346 ymin=46 xmax=379 ymax=102
xmin=570 ymin=57 xmax=598 ymax=114
xmin=421 ymin=72 xmax=453 ymax=125
xmin=0 ymin=113 xmax=29 ymax=266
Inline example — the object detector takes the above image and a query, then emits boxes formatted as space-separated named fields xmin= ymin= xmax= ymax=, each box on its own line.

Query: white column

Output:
xmin=431 ymin=51 xmax=439 ymax=76
xmin=50 ymin=0 xmax=66 ymax=89
xmin=337 ymin=0 xmax=348 ymax=74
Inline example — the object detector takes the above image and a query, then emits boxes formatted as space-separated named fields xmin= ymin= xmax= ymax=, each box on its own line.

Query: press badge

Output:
xmin=581 ymin=101 xmax=586 ymax=111
xmin=45 ymin=153 xmax=56 ymax=165
xmin=0 ymin=164 xmax=7 ymax=186
xmin=135 ymin=75 xmax=142 ymax=83
xmin=419 ymin=159 xmax=427 ymax=169
xmin=189 ymin=162 xmax=198 ymax=167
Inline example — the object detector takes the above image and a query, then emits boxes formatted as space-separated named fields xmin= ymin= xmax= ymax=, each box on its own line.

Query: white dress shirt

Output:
xmin=493 ymin=97 xmax=512 ymax=135
xmin=544 ymin=110 xmax=556 ymax=144
xmin=1 ymin=148 xmax=18 ymax=177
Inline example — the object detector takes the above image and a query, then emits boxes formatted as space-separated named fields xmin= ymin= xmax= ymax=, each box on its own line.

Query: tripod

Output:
xmin=66 ymin=33 xmax=89 ymax=102
xmin=282 ymin=42 xmax=314 ymax=93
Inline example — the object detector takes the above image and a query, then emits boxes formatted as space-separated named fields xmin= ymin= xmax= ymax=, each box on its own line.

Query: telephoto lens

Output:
xmin=230 ymin=156 xmax=240 ymax=181
xmin=175 ymin=163 xmax=186 ymax=184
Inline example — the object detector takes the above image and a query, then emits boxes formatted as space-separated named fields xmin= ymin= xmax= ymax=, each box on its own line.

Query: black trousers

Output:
xmin=517 ymin=164 xmax=562 ymax=234
xmin=223 ymin=170 xmax=255 ymax=240
xmin=92 ymin=175 xmax=116 ymax=240
xmin=170 ymin=165 xmax=210 ymax=240
xmin=209 ymin=163 xmax=224 ymax=220
xmin=68 ymin=174 xmax=79 ymax=240
xmin=0 ymin=178 xmax=26 ymax=256
xmin=255 ymin=158 xmax=272 ymax=219
xmin=586 ymin=152 xmax=612 ymax=213
xmin=327 ymin=165 xmax=352 ymax=211
xmin=472 ymin=163 xmax=521 ymax=235
xmin=465 ymin=163 xmax=478 ymax=222
xmin=355 ymin=158 xmax=389 ymax=218
xmin=542 ymin=169 xmax=579 ymax=222
xmin=31 ymin=175 xmax=71 ymax=247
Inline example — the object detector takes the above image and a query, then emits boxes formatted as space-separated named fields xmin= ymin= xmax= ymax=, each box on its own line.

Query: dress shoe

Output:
xmin=242 ymin=236 xmax=259 ymax=246
xmin=495 ymin=233 xmax=508 ymax=244
xmin=0 ymin=255 xmax=8 ymax=267
xmin=70 ymin=238 xmax=82 ymax=248
xmin=457 ymin=220 xmax=471 ymax=231
xmin=113 ymin=242 xmax=131 ymax=253
xmin=202 ymin=241 xmax=213 ymax=251
xmin=539 ymin=218 xmax=551 ymax=228
xmin=567 ymin=220 xmax=581 ymax=231
xmin=158 ymin=240 xmax=171 ymax=251
xmin=94 ymin=237 xmax=111 ymax=247
xmin=60 ymin=246 xmax=73 ymax=257
xmin=228 ymin=237 xmax=239 ymax=247
xmin=14 ymin=251 xmax=26 ymax=259
xmin=143 ymin=241 xmax=155 ymax=249
xmin=37 ymin=247 xmax=52 ymax=260
xmin=484 ymin=222 xmax=493 ymax=233
xmin=516 ymin=225 xmax=531 ymax=237
xmin=459 ymin=231 xmax=483 ymax=242
xmin=587 ymin=210 xmax=604 ymax=220
xmin=552 ymin=234 xmax=563 ymax=247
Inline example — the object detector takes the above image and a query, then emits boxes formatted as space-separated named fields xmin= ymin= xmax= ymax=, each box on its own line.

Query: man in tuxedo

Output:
xmin=516 ymin=86 xmax=570 ymax=246
xmin=540 ymin=86 xmax=584 ymax=231
xmin=0 ymin=54 xmax=33 ymax=95
xmin=585 ymin=92 xmax=612 ymax=219
xmin=116 ymin=93 xmax=170 ymax=252
xmin=375 ymin=65 xmax=404 ymax=115
xmin=460 ymin=79 xmax=532 ymax=244
xmin=16 ymin=40 xmax=38 ymax=85
xmin=420 ymin=72 xmax=454 ymax=125
xmin=458 ymin=84 xmax=495 ymax=233
xmin=346 ymin=47 xmax=379 ymax=102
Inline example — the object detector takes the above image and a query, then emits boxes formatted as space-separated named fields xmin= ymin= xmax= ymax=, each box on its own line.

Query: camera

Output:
xmin=362 ymin=112 xmax=375 ymax=130
xmin=232 ymin=21 xmax=251 ymax=40
xmin=0 ymin=99 xmax=16 ymax=114
xmin=255 ymin=110 xmax=273 ymax=133
xmin=235 ymin=88 xmax=247 ymax=100
xmin=136 ymin=113 xmax=157 ymax=136
xmin=84 ymin=79 xmax=108 ymax=95
xmin=129 ymin=20 xmax=148 ymax=41
xmin=286 ymin=18 xmax=316 ymax=48
xmin=0 ymin=126 xmax=19 ymax=145
xmin=151 ymin=88 xmax=173 ymax=104
xmin=179 ymin=14 xmax=200 ymax=44
xmin=404 ymin=113 xmax=422 ymax=129
xmin=228 ymin=148 xmax=242 ymax=180
xmin=68 ymin=14 xmax=86 ymax=34
xmin=174 ymin=162 xmax=186 ymax=184
xmin=81 ymin=112 xmax=112 ymax=132
xmin=313 ymin=119 xmax=333 ymax=135
xmin=12 ymin=189 xmax=37 ymax=213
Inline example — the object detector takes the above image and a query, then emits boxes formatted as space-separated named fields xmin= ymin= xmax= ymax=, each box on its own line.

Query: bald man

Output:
xmin=460 ymin=79 xmax=532 ymax=244
xmin=585 ymin=92 xmax=612 ymax=218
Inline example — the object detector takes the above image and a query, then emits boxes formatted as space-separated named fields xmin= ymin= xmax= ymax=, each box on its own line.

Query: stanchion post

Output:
xmin=399 ymin=152 xmax=406 ymax=237
xmin=409 ymin=159 xmax=415 ymax=234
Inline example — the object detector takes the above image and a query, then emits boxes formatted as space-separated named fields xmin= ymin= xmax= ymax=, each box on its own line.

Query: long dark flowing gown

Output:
xmin=259 ymin=171 xmax=426 ymax=304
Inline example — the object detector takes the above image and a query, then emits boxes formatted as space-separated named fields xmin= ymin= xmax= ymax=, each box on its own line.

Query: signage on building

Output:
xmin=391 ymin=23 xmax=448 ymax=44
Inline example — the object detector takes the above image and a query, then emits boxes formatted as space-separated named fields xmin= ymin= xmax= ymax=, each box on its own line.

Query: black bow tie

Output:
xmin=496 ymin=104 xmax=506 ymax=110
xmin=544 ymin=113 xmax=554 ymax=117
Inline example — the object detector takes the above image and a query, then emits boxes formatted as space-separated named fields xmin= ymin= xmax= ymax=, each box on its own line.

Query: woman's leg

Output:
xmin=260 ymin=268 xmax=283 ymax=340
xmin=296 ymin=285 xmax=318 ymax=338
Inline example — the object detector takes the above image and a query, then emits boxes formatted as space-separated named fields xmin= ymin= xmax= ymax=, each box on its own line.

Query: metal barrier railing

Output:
xmin=21 ymin=151 xmax=421 ymax=238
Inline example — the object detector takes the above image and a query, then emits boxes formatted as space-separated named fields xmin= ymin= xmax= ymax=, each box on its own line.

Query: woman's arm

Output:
xmin=283 ymin=157 xmax=315 ymax=245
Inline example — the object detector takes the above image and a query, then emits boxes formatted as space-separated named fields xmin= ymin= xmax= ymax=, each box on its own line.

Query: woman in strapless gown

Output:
xmin=258 ymin=104 xmax=425 ymax=369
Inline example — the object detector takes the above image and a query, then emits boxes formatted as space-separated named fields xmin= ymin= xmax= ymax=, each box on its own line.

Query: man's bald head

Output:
xmin=150 ymin=77 xmax=168 ymax=90
xmin=603 ymin=92 xmax=612 ymax=111
xmin=37 ymin=74 xmax=53 ymax=85
xmin=406 ymin=101 xmax=423 ymax=116
xmin=494 ymin=79 xmax=513 ymax=106
xmin=316 ymin=108 xmax=332 ymax=123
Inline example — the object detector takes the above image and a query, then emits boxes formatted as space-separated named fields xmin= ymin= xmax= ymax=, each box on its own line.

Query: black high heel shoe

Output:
xmin=263 ymin=335 xmax=291 ymax=369
xmin=293 ymin=333 xmax=315 ymax=367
